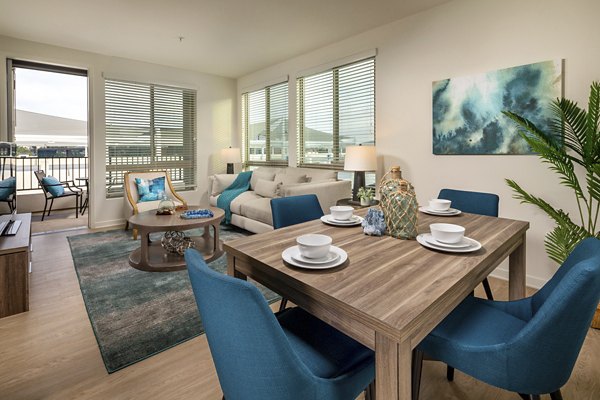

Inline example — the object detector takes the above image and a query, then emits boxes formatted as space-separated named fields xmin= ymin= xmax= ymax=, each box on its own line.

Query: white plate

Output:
xmin=424 ymin=233 xmax=472 ymax=249
xmin=419 ymin=206 xmax=462 ymax=216
xmin=282 ymin=245 xmax=348 ymax=269
xmin=417 ymin=234 xmax=482 ymax=253
xmin=321 ymin=215 xmax=363 ymax=227
xmin=292 ymin=250 xmax=340 ymax=265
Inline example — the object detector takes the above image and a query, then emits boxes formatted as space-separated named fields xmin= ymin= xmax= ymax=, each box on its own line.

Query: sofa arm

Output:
xmin=208 ymin=174 xmax=238 ymax=197
xmin=282 ymin=180 xmax=352 ymax=212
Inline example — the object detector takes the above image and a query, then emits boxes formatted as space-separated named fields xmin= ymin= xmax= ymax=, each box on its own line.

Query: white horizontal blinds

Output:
xmin=298 ymin=57 xmax=375 ymax=168
xmin=242 ymin=81 xmax=288 ymax=166
xmin=105 ymin=79 xmax=196 ymax=198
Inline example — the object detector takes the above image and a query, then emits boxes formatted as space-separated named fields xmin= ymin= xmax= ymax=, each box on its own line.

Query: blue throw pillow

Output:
xmin=0 ymin=176 xmax=16 ymax=200
xmin=135 ymin=176 xmax=166 ymax=202
xmin=42 ymin=176 xmax=64 ymax=197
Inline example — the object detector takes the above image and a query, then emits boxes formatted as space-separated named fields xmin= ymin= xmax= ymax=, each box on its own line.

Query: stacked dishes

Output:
xmin=282 ymin=234 xmax=347 ymax=269
xmin=417 ymin=223 xmax=481 ymax=253
xmin=419 ymin=198 xmax=461 ymax=216
xmin=321 ymin=206 xmax=364 ymax=226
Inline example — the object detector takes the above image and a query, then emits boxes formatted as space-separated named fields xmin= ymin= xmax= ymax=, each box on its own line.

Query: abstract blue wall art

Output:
xmin=432 ymin=60 xmax=563 ymax=155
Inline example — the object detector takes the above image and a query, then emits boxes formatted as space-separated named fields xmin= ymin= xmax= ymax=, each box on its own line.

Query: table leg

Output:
xmin=376 ymin=332 xmax=412 ymax=400
xmin=140 ymin=228 xmax=150 ymax=268
xmin=213 ymin=223 xmax=220 ymax=252
xmin=227 ymin=254 xmax=247 ymax=280
xmin=509 ymin=233 xmax=527 ymax=300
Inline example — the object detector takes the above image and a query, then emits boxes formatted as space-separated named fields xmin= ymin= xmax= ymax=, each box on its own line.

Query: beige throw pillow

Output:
xmin=250 ymin=168 xmax=277 ymax=191
xmin=254 ymin=179 xmax=279 ymax=198
xmin=211 ymin=174 xmax=237 ymax=196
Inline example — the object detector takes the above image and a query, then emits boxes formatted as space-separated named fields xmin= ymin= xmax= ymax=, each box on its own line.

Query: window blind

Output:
xmin=297 ymin=57 xmax=375 ymax=168
xmin=242 ymin=81 xmax=288 ymax=166
xmin=105 ymin=79 xmax=196 ymax=198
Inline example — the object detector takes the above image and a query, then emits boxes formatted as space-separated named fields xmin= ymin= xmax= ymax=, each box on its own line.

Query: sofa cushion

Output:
xmin=255 ymin=179 xmax=279 ymax=198
xmin=240 ymin=197 xmax=273 ymax=226
xmin=42 ymin=176 xmax=64 ymax=197
xmin=230 ymin=191 xmax=263 ymax=215
xmin=250 ymin=167 xmax=278 ymax=191
xmin=211 ymin=174 xmax=237 ymax=196
xmin=274 ymin=171 xmax=308 ymax=186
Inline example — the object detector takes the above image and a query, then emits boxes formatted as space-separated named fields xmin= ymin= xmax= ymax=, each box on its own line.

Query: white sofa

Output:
xmin=208 ymin=167 xmax=352 ymax=233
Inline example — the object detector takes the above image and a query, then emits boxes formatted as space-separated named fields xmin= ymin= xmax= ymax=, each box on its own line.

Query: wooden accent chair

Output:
xmin=34 ymin=170 xmax=82 ymax=221
xmin=124 ymin=171 xmax=187 ymax=239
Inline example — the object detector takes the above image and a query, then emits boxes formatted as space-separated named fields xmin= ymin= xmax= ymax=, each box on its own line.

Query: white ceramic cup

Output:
xmin=330 ymin=205 xmax=354 ymax=221
xmin=430 ymin=223 xmax=465 ymax=244
xmin=296 ymin=234 xmax=332 ymax=259
xmin=429 ymin=199 xmax=452 ymax=211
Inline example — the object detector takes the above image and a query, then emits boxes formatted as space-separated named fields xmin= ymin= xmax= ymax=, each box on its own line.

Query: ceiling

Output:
xmin=0 ymin=0 xmax=451 ymax=78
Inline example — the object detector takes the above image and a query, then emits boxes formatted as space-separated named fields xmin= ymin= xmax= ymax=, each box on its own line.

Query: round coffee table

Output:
xmin=128 ymin=206 xmax=225 ymax=272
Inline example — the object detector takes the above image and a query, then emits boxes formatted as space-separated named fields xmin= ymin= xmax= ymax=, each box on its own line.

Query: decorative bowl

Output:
xmin=429 ymin=199 xmax=451 ymax=211
xmin=330 ymin=206 xmax=354 ymax=221
xmin=296 ymin=234 xmax=332 ymax=259
xmin=429 ymin=223 xmax=465 ymax=244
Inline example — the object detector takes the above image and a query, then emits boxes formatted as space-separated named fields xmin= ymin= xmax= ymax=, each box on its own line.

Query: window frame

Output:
xmin=241 ymin=81 xmax=289 ymax=168
xmin=296 ymin=57 xmax=375 ymax=170
xmin=104 ymin=78 xmax=197 ymax=198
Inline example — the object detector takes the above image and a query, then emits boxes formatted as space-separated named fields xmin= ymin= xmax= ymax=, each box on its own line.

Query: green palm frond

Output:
xmin=503 ymin=82 xmax=600 ymax=264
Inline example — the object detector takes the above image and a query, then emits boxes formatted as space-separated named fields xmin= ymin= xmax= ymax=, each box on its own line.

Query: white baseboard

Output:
xmin=92 ymin=218 xmax=126 ymax=230
xmin=490 ymin=268 xmax=546 ymax=290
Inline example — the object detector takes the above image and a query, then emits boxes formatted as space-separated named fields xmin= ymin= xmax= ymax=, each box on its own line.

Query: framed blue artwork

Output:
xmin=432 ymin=60 xmax=563 ymax=155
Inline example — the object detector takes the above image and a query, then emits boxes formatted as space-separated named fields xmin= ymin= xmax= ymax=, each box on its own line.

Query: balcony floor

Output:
xmin=31 ymin=208 xmax=88 ymax=235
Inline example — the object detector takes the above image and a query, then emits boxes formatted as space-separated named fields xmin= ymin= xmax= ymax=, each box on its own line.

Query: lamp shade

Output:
xmin=344 ymin=145 xmax=376 ymax=171
xmin=221 ymin=147 xmax=241 ymax=164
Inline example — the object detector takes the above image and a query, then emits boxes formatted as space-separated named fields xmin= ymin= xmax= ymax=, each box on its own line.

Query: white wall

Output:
xmin=0 ymin=35 xmax=237 ymax=228
xmin=237 ymin=0 xmax=600 ymax=287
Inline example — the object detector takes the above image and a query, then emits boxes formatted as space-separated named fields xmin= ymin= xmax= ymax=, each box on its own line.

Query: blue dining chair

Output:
xmin=185 ymin=249 xmax=375 ymax=400
xmin=438 ymin=189 xmax=499 ymax=301
xmin=271 ymin=194 xmax=325 ymax=311
xmin=414 ymin=237 xmax=600 ymax=400
xmin=271 ymin=194 xmax=325 ymax=229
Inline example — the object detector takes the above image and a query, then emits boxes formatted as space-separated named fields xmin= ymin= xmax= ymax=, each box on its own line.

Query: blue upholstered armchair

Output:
xmin=185 ymin=249 xmax=375 ymax=400
xmin=415 ymin=237 xmax=600 ymax=400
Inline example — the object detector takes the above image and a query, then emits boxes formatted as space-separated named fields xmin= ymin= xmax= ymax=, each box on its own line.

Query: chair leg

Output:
xmin=412 ymin=349 xmax=424 ymax=400
xmin=532 ymin=396 xmax=541 ymax=400
xmin=48 ymin=198 xmax=54 ymax=217
xmin=41 ymin=198 xmax=49 ymax=221
xmin=278 ymin=298 xmax=288 ymax=312
xmin=550 ymin=391 xmax=563 ymax=400
xmin=482 ymin=278 xmax=494 ymax=300
xmin=446 ymin=366 xmax=455 ymax=381
xmin=75 ymin=195 xmax=79 ymax=218
xmin=518 ymin=395 xmax=531 ymax=400
xmin=125 ymin=220 xmax=129 ymax=231
xmin=365 ymin=381 xmax=375 ymax=400
xmin=133 ymin=228 xmax=138 ymax=240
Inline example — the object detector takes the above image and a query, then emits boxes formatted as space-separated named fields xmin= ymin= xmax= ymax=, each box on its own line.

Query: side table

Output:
xmin=336 ymin=198 xmax=379 ymax=210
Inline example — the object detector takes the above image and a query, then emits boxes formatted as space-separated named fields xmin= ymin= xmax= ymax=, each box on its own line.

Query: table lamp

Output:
xmin=221 ymin=147 xmax=241 ymax=174
xmin=344 ymin=144 xmax=376 ymax=202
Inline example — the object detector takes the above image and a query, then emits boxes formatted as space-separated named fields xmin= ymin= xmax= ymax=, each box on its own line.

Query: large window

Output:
xmin=297 ymin=57 xmax=375 ymax=168
xmin=105 ymin=79 xmax=196 ymax=198
xmin=242 ymin=81 xmax=289 ymax=167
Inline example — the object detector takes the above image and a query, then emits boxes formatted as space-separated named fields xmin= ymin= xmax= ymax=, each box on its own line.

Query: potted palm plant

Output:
xmin=503 ymin=81 xmax=600 ymax=328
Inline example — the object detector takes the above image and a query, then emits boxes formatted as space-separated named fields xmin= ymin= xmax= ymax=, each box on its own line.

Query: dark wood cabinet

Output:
xmin=0 ymin=213 xmax=32 ymax=319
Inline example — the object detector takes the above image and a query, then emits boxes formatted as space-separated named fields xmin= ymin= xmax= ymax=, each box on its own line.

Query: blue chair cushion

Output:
xmin=135 ymin=176 xmax=165 ymax=202
xmin=277 ymin=307 xmax=374 ymax=379
xmin=0 ymin=176 xmax=16 ymax=200
xmin=42 ymin=176 xmax=64 ymax=197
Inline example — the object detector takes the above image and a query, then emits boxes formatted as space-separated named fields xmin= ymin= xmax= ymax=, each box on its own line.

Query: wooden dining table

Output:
xmin=223 ymin=208 xmax=529 ymax=399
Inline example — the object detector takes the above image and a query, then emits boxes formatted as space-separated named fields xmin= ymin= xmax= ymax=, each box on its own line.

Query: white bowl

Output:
xmin=429 ymin=199 xmax=452 ymax=211
xmin=430 ymin=223 xmax=465 ymax=244
xmin=330 ymin=206 xmax=354 ymax=221
xmin=296 ymin=234 xmax=332 ymax=259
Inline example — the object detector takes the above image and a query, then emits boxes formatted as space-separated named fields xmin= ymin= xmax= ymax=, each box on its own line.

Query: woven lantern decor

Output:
xmin=379 ymin=166 xmax=418 ymax=240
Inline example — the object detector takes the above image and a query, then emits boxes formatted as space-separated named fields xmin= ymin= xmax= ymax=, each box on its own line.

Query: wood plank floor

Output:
xmin=0 ymin=228 xmax=598 ymax=400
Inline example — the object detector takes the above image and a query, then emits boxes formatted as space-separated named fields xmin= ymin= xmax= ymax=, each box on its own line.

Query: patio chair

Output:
xmin=124 ymin=171 xmax=187 ymax=239
xmin=34 ymin=170 xmax=82 ymax=221
xmin=0 ymin=176 xmax=17 ymax=213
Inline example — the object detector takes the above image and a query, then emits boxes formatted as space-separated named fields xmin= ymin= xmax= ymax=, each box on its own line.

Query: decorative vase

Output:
xmin=379 ymin=166 xmax=418 ymax=239
xmin=157 ymin=196 xmax=176 ymax=215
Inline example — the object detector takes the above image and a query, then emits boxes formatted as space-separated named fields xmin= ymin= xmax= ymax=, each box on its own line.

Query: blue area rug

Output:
xmin=67 ymin=226 xmax=278 ymax=373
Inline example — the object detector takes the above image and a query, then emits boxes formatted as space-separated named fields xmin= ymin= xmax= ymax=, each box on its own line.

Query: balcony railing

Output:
xmin=0 ymin=156 xmax=88 ymax=191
